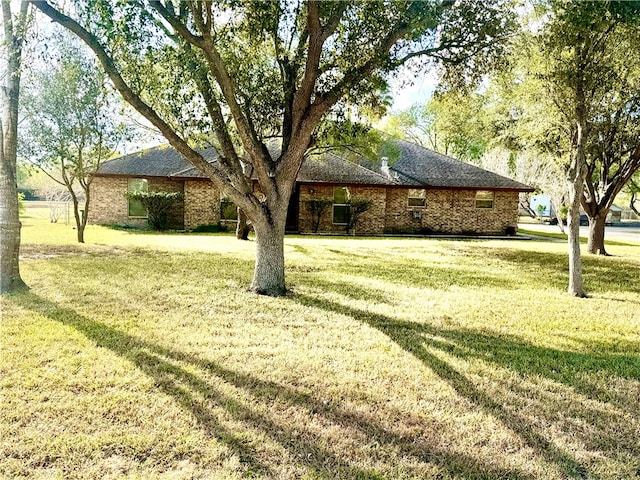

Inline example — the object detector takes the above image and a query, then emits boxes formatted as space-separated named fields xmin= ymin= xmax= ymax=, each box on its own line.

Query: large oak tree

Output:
xmin=33 ymin=0 xmax=514 ymax=295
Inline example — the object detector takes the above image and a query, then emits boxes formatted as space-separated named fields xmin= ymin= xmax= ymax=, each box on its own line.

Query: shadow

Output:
xmin=490 ymin=248 xmax=640 ymax=296
xmin=293 ymin=293 xmax=640 ymax=479
xmin=11 ymin=292 xmax=536 ymax=479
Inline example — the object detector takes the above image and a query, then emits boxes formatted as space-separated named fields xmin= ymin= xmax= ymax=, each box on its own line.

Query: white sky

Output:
xmin=389 ymin=69 xmax=439 ymax=112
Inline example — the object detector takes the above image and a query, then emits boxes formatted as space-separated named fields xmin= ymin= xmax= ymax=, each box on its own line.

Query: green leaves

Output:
xmin=125 ymin=191 xmax=184 ymax=230
xmin=21 ymin=29 xmax=129 ymax=179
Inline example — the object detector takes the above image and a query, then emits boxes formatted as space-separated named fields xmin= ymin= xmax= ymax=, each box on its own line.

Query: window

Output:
xmin=475 ymin=190 xmax=494 ymax=209
xmin=408 ymin=188 xmax=426 ymax=208
xmin=128 ymin=178 xmax=148 ymax=217
xmin=333 ymin=186 xmax=350 ymax=225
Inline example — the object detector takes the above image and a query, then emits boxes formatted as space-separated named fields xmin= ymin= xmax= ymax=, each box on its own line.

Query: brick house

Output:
xmin=88 ymin=140 xmax=533 ymax=235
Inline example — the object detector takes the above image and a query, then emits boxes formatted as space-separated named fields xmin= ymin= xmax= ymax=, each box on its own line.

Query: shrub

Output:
xmin=304 ymin=199 xmax=332 ymax=233
xmin=125 ymin=191 xmax=184 ymax=230
xmin=345 ymin=200 xmax=371 ymax=234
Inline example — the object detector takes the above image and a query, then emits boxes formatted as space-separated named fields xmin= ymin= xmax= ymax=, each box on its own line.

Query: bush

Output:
xmin=125 ymin=191 xmax=184 ymax=230
xmin=305 ymin=199 xmax=332 ymax=233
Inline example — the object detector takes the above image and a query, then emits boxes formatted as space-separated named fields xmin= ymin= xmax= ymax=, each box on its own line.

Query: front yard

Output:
xmin=1 ymin=206 xmax=639 ymax=479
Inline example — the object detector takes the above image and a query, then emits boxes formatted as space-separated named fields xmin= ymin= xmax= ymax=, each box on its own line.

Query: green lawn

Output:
xmin=1 ymin=206 xmax=639 ymax=479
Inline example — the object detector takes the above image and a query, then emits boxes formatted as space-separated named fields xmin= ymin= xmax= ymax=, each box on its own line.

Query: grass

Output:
xmin=1 ymin=205 xmax=639 ymax=479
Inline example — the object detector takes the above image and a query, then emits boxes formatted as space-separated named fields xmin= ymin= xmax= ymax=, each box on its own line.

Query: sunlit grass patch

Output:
xmin=2 ymin=206 xmax=639 ymax=478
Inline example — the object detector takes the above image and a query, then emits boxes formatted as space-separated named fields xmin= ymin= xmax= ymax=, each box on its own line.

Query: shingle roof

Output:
xmin=297 ymin=152 xmax=391 ymax=185
xmin=387 ymin=139 xmax=533 ymax=191
xmin=97 ymin=140 xmax=533 ymax=191
xmin=98 ymin=145 xmax=217 ymax=177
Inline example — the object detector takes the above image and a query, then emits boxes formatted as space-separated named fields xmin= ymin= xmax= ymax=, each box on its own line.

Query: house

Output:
xmin=88 ymin=139 xmax=534 ymax=235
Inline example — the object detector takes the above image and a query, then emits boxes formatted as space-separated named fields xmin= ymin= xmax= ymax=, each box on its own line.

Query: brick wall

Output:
xmin=299 ymin=184 xmax=519 ymax=235
xmin=88 ymin=176 xmax=185 ymax=229
xmin=385 ymin=188 xmax=519 ymax=235
xmin=298 ymin=184 xmax=386 ymax=234
xmin=90 ymin=176 xmax=520 ymax=235
xmin=184 ymin=180 xmax=220 ymax=229
xmin=87 ymin=177 xmax=133 ymax=225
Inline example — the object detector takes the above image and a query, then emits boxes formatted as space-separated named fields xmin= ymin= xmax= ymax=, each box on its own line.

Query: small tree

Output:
xmin=125 ymin=191 xmax=184 ymax=231
xmin=305 ymin=199 xmax=332 ymax=233
xmin=20 ymin=30 xmax=130 ymax=243
xmin=345 ymin=200 xmax=372 ymax=235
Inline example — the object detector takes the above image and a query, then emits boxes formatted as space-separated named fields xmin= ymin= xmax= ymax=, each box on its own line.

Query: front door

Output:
xmin=285 ymin=184 xmax=300 ymax=233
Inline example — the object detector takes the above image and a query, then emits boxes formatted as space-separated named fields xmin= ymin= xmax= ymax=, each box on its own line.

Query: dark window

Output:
xmin=333 ymin=186 xmax=350 ymax=225
xmin=220 ymin=198 xmax=238 ymax=221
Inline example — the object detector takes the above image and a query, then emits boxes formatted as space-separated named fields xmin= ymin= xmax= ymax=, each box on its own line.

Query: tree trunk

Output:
xmin=566 ymin=182 xmax=585 ymax=297
xmin=567 ymin=126 xmax=586 ymax=296
xmin=551 ymin=198 xmax=566 ymax=234
xmin=70 ymin=193 xmax=84 ymax=243
xmin=250 ymin=220 xmax=286 ymax=296
xmin=630 ymin=191 xmax=639 ymax=217
xmin=0 ymin=1 xmax=28 ymax=294
xmin=0 ymin=176 xmax=27 ymax=293
xmin=587 ymin=211 xmax=608 ymax=255
xmin=236 ymin=208 xmax=250 ymax=240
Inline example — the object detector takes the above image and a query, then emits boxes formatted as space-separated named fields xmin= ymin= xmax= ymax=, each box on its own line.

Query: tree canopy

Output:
xmin=21 ymin=31 xmax=131 ymax=242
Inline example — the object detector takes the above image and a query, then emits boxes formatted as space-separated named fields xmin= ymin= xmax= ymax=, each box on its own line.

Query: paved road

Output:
xmin=519 ymin=222 xmax=640 ymax=244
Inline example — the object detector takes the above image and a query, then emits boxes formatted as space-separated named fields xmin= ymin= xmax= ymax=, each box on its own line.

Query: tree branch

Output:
xmin=30 ymin=2 xmax=235 ymax=197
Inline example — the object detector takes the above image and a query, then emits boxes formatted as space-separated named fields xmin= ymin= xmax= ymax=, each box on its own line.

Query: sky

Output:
xmin=388 ymin=69 xmax=439 ymax=112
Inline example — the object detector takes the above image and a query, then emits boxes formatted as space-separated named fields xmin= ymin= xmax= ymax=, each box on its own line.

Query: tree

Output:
xmin=0 ymin=0 xmax=29 ymax=294
xmin=581 ymin=46 xmax=640 ymax=254
xmin=473 ymin=1 xmax=640 ymax=296
xmin=529 ymin=1 xmax=640 ymax=293
xmin=627 ymin=172 xmax=640 ymax=216
xmin=383 ymin=92 xmax=489 ymax=163
xmin=33 ymin=0 xmax=514 ymax=296
xmin=21 ymin=32 xmax=129 ymax=243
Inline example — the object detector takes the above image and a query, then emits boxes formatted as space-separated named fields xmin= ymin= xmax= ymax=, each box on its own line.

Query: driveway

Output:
xmin=519 ymin=222 xmax=640 ymax=244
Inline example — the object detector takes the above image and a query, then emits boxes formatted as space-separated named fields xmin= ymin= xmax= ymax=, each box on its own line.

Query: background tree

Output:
xmin=21 ymin=32 xmax=130 ymax=243
xmin=383 ymin=92 xmax=489 ymax=163
xmin=0 ymin=0 xmax=30 ymax=293
xmin=34 ymin=0 xmax=515 ymax=296
xmin=626 ymin=172 xmax=640 ymax=216
xmin=508 ymin=0 xmax=640 ymax=294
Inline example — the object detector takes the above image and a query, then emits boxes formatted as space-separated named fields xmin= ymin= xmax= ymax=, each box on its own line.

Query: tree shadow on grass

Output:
xmin=488 ymin=248 xmax=640 ymax=296
xmin=293 ymin=293 xmax=640 ymax=479
xmin=13 ymin=292 xmax=537 ymax=479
